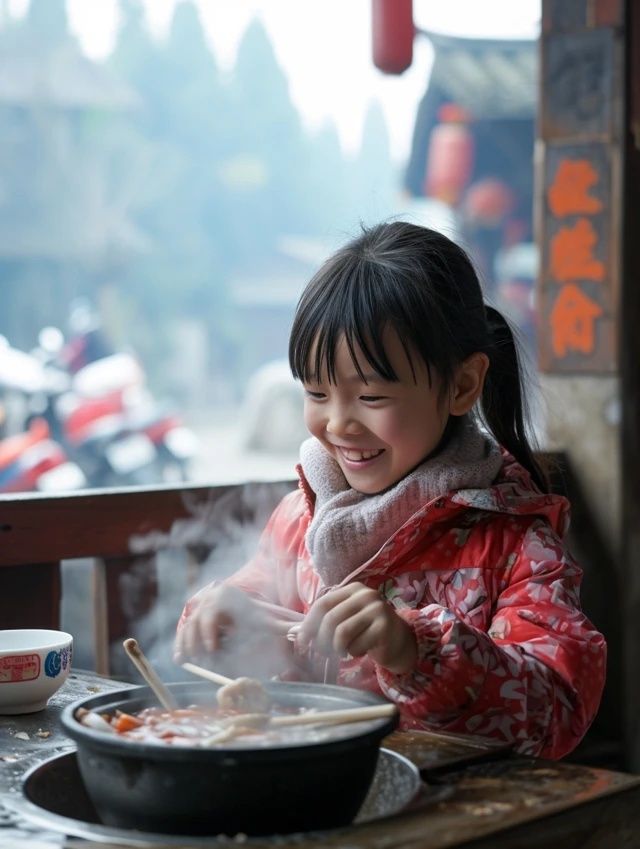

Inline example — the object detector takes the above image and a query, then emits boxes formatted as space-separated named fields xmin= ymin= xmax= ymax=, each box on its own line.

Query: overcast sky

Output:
xmin=6 ymin=0 xmax=541 ymax=161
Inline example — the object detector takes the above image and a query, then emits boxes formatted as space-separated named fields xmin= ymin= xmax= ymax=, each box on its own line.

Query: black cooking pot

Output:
xmin=60 ymin=680 xmax=398 ymax=836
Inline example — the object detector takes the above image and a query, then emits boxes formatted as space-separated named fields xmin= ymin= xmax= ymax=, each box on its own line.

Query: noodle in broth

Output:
xmin=83 ymin=704 xmax=381 ymax=749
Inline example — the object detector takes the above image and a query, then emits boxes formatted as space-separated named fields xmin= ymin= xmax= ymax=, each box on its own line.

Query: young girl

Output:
xmin=175 ymin=222 xmax=606 ymax=759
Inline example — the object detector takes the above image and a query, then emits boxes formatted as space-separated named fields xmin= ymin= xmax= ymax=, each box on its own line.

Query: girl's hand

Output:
xmin=174 ymin=584 xmax=262 ymax=662
xmin=296 ymin=582 xmax=417 ymax=674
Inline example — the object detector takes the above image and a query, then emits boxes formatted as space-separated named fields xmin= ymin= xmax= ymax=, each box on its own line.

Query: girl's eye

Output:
xmin=304 ymin=389 xmax=325 ymax=400
xmin=360 ymin=395 xmax=386 ymax=403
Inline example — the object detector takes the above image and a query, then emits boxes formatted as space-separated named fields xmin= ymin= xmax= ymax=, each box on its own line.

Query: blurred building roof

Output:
xmin=0 ymin=205 xmax=149 ymax=262
xmin=0 ymin=12 xmax=141 ymax=261
xmin=405 ymin=31 xmax=537 ymax=200
xmin=421 ymin=30 xmax=537 ymax=120
xmin=0 ymin=42 xmax=136 ymax=109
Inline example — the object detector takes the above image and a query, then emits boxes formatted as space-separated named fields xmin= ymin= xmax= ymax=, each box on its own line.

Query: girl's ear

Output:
xmin=449 ymin=353 xmax=490 ymax=415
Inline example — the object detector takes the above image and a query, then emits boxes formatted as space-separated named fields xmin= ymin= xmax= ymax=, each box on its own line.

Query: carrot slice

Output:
xmin=114 ymin=712 xmax=144 ymax=733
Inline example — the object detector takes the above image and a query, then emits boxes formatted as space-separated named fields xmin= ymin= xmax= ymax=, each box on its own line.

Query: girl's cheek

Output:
xmin=372 ymin=412 xmax=402 ymax=442
xmin=303 ymin=406 xmax=322 ymax=436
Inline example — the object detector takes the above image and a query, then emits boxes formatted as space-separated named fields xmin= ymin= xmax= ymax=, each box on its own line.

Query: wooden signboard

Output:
xmin=538 ymin=15 xmax=622 ymax=373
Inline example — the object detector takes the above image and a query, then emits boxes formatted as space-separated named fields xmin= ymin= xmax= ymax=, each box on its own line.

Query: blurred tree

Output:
xmin=351 ymin=100 xmax=397 ymax=222
xmin=26 ymin=0 xmax=67 ymax=41
xmin=224 ymin=18 xmax=310 ymax=255
xmin=0 ymin=0 xmax=138 ymax=347
xmin=301 ymin=122 xmax=354 ymax=235
xmin=108 ymin=0 xmax=234 ymax=380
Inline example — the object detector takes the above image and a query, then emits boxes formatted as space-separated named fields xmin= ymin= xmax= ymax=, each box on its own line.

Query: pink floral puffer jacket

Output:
xmin=179 ymin=453 xmax=606 ymax=759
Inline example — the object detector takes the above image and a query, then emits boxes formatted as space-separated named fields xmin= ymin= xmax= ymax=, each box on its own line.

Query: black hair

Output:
xmin=288 ymin=220 xmax=547 ymax=492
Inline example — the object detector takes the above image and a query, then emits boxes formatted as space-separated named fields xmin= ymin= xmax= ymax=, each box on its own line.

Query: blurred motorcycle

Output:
xmin=0 ymin=336 xmax=86 ymax=493
xmin=57 ymin=297 xmax=114 ymax=374
xmin=0 ymin=416 xmax=86 ymax=493
xmin=1 ymin=326 xmax=198 ymax=489
xmin=30 ymin=331 xmax=198 ymax=486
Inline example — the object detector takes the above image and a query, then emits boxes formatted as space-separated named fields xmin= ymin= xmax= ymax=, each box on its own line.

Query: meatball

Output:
xmin=216 ymin=677 xmax=271 ymax=713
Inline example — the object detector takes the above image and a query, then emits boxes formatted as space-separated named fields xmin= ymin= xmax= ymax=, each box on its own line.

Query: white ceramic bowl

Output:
xmin=0 ymin=629 xmax=73 ymax=714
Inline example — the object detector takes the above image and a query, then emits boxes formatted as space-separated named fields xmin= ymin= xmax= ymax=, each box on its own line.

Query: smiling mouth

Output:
xmin=338 ymin=447 xmax=385 ymax=463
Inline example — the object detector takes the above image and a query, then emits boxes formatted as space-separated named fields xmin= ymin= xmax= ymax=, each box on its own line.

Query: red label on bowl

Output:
xmin=0 ymin=654 xmax=41 ymax=682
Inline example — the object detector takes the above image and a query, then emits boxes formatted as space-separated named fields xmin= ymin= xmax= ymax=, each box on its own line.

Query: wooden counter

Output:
xmin=1 ymin=670 xmax=639 ymax=848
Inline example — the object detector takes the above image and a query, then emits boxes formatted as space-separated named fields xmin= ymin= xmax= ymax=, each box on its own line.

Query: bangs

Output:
xmin=289 ymin=253 xmax=442 ymax=385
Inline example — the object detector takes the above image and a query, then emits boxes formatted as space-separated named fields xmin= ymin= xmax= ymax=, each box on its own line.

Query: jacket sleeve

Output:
xmin=375 ymin=519 xmax=606 ymax=759
xmin=177 ymin=490 xmax=308 ymax=632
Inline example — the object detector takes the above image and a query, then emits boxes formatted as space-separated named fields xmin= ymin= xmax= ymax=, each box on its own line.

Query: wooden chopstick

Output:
xmin=217 ymin=704 xmax=397 ymax=730
xmin=252 ymin=599 xmax=304 ymax=622
xmin=269 ymin=704 xmax=397 ymax=727
xmin=181 ymin=662 xmax=233 ymax=686
xmin=122 ymin=638 xmax=178 ymax=711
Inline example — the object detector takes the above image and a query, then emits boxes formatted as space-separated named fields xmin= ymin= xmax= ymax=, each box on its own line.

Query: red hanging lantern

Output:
xmin=463 ymin=178 xmax=515 ymax=225
xmin=371 ymin=0 xmax=414 ymax=75
xmin=424 ymin=103 xmax=474 ymax=206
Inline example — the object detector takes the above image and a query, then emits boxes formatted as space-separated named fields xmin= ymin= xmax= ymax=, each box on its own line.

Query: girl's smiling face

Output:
xmin=302 ymin=329 xmax=452 ymax=494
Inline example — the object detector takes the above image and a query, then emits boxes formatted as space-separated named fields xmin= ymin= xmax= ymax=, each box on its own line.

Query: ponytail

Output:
xmin=480 ymin=306 xmax=548 ymax=492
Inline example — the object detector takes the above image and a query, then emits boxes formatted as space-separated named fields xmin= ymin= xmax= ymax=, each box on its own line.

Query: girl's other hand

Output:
xmin=296 ymin=582 xmax=417 ymax=674
xmin=174 ymin=584 xmax=260 ymax=663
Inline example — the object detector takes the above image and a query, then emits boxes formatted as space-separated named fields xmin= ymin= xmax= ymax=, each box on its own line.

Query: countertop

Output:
xmin=1 ymin=670 xmax=639 ymax=849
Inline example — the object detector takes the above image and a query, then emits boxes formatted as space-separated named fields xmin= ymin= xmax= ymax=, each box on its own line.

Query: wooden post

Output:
xmin=537 ymin=0 xmax=640 ymax=770
xmin=94 ymin=555 xmax=159 ymax=678
xmin=92 ymin=558 xmax=110 ymax=676
xmin=621 ymin=0 xmax=640 ymax=773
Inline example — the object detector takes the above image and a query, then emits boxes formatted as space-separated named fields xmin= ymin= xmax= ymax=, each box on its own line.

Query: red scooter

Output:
xmin=33 ymin=350 xmax=197 ymax=486
xmin=0 ymin=417 xmax=86 ymax=493
xmin=0 ymin=337 xmax=86 ymax=493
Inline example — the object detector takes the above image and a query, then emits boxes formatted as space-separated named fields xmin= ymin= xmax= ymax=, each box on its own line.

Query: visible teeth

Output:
xmin=343 ymin=449 xmax=381 ymax=461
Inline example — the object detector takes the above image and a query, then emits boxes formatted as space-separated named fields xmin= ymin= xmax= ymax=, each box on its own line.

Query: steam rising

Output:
xmin=118 ymin=481 xmax=296 ymax=683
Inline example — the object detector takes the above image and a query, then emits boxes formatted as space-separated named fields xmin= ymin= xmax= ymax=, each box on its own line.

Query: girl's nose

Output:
xmin=325 ymin=404 xmax=360 ymax=437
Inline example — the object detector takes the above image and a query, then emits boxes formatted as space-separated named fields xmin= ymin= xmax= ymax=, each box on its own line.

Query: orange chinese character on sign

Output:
xmin=550 ymin=218 xmax=605 ymax=283
xmin=550 ymin=283 xmax=603 ymax=358
xmin=548 ymin=159 xmax=603 ymax=217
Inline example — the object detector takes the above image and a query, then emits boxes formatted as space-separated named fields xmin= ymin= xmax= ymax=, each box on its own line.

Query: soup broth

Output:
xmin=80 ymin=704 xmax=383 ymax=749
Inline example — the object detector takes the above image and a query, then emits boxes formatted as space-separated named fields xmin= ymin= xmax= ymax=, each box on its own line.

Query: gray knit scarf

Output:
xmin=299 ymin=416 xmax=503 ymax=587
